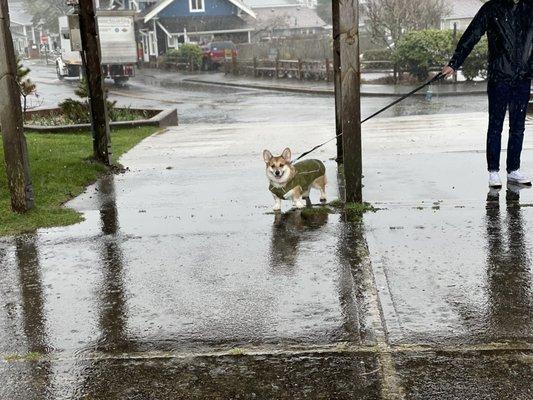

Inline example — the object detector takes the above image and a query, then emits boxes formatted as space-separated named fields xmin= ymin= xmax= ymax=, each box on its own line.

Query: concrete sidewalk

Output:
xmin=0 ymin=113 xmax=532 ymax=399
xmin=184 ymin=72 xmax=488 ymax=97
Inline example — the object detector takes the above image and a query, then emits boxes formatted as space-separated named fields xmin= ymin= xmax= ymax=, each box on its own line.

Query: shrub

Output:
xmin=178 ymin=43 xmax=203 ymax=69
xmin=362 ymin=48 xmax=393 ymax=69
xmin=58 ymin=79 xmax=117 ymax=124
xmin=16 ymin=59 xmax=37 ymax=115
xmin=461 ymin=36 xmax=488 ymax=81
xmin=393 ymin=29 xmax=455 ymax=81
xmin=164 ymin=48 xmax=181 ymax=62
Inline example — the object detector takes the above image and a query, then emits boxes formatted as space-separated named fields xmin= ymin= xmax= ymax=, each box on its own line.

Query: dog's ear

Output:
xmin=281 ymin=148 xmax=292 ymax=162
xmin=263 ymin=150 xmax=273 ymax=163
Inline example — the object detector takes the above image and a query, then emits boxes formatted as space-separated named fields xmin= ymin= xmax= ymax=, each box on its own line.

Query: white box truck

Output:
xmin=56 ymin=11 xmax=137 ymax=84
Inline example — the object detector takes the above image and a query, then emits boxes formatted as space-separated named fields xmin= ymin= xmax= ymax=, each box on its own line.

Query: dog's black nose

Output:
xmin=275 ymin=170 xmax=281 ymax=176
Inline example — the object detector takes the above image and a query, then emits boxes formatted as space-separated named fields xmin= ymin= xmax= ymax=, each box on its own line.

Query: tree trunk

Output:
xmin=0 ymin=0 xmax=34 ymax=212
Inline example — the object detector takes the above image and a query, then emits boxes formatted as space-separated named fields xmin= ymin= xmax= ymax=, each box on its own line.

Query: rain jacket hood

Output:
xmin=448 ymin=0 xmax=533 ymax=82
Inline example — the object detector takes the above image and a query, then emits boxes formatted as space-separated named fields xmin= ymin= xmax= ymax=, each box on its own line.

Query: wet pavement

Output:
xmin=1 ymin=61 xmax=532 ymax=398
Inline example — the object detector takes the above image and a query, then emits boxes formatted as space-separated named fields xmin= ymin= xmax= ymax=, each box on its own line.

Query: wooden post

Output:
xmin=0 ymin=0 xmax=34 ymax=212
xmin=332 ymin=0 xmax=343 ymax=164
xmin=339 ymin=0 xmax=362 ymax=203
xmin=253 ymin=56 xmax=258 ymax=77
xmin=78 ymin=0 xmax=112 ymax=166
xmin=232 ymin=53 xmax=238 ymax=75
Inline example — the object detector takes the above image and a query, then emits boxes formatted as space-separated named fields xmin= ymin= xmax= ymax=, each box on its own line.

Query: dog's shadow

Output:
xmin=268 ymin=209 xmax=329 ymax=274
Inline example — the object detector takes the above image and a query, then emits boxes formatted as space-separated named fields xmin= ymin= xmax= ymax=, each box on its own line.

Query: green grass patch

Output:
xmin=4 ymin=351 xmax=42 ymax=362
xmin=0 ymin=127 xmax=157 ymax=236
xmin=328 ymin=199 xmax=345 ymax=208
xmin=345 ymin=202 xmax=377 ymax=222
xmin=227 ymin=348 xmax=247 ymax=357
xmin=300 ymin=206 xmax=334 ymax=218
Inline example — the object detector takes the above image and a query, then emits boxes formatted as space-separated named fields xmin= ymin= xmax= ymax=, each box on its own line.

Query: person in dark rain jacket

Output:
xmin=442 ymin=0 xmax=533 ymax=188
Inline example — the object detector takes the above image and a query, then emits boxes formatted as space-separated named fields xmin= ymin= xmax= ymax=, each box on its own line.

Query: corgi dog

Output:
xmin=263 ymin=148 xmax=327 ymax=211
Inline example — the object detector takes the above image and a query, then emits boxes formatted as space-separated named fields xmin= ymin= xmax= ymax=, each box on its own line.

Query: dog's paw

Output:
xmin=295 ymin=201 xmax=305 ymax=209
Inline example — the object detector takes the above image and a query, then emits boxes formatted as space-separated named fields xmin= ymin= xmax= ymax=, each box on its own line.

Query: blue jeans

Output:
xmin=487 ymin=79 xmax=531 ymax=172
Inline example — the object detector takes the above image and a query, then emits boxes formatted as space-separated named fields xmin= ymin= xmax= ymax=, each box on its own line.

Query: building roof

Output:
xmin=442 ymin=0 xmax=484 ymax=20
xmin=157 ymin=15 xmax=252 ymax=33
xmin=244 ymin=0 xmax=299 ymax=7
xmin=7 ymin=0 xmax=34 ymax=26
xmin=248 ymin=5 xmax=326 ymax=30
xmin=142 ymin=0 xmax=256 ymax=23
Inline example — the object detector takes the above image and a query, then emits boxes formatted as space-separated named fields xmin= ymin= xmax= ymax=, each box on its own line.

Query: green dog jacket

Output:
xmin=269 ymin=159 xmax=326 ymax=199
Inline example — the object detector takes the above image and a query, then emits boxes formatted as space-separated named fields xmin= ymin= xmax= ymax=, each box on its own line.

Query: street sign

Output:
xmin=68 ymin=14 xmax=83 ymax=51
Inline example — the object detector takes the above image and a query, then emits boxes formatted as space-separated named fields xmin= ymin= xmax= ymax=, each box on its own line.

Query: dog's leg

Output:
xmin=312 ymin=175 xmax=327 ymax=203
xmin=287 ymin=186 xmax=305 ymax=209
xmin=273 ymin=195 xmax=282 ymax=212
xmin=301 ymin=189 xmax=312 ymax=208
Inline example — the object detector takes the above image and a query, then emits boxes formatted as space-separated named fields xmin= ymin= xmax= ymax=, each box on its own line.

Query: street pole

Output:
xmin=0 ymin=0 xmax=34 ymax=212
xmin=77 ymin=0 xmax=112 ymax=165
xmin=339 ymin=0 xmax=362 ymax=203
xmin=332 ymin=0 xmax=343 ymax=164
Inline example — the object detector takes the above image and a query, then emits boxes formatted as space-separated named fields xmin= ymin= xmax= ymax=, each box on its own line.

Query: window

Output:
xmin=189 ymin=0 xmax=204 ymax=12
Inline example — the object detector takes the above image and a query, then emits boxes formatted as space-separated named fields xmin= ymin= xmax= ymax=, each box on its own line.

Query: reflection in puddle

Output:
xmin=94 ymin=175 xmax=129 ymax=353
xmin=485 ymin=185 xmax=532 ymax=338
xmin=15 ymin=236 xmax=49 ymax=355
xmin=269 ymin=210 xmax=328 ymax=273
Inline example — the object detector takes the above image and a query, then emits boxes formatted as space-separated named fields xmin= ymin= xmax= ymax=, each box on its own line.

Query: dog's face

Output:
xmin=263 ymin=148 xmax=292 ymax=185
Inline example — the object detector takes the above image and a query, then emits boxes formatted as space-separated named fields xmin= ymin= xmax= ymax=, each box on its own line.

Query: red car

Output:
xmin=203 ymin=41 xmax=238 ymax=70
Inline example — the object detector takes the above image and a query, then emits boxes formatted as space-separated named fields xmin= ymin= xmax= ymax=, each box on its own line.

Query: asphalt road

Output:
xmin=26 ymin=61 xmax=490 ymax=126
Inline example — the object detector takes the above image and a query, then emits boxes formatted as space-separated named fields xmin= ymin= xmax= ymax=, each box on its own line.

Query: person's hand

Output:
xmin=441 ymin=65 xmax=455 ymax=78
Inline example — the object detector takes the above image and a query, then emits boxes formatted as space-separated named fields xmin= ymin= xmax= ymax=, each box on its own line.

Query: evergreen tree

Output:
xmin=16 ymin=59 xmax=37 ymax=115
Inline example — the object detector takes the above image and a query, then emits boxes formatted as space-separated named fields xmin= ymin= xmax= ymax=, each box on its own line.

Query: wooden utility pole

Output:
xmin=78 ymin=0 xmax=112 ymax=165
xmin=332 ymin=0 xmax=343 ymax=164
xmin=339 ymin=0 xmax=362 ymax=203
xmin=0 ymin=0 xmax=34 ymax=212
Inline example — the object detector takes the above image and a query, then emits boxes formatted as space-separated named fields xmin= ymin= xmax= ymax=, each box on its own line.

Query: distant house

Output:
xmin=136 ymin=0 xmax=256 ymax=61
xmin=245 ymin=1 xmax=327 ymax=41
xmin=441 ymin=0 xmax=484 ymax=31
xmin=244 ymin=0 xmax=316 ymax=8
xmin=8 ymin=0 xmax=38 ymax=58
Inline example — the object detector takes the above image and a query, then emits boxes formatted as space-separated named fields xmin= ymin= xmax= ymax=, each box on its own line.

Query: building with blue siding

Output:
xmin=137 ymin=0 xmax=256 ymax=61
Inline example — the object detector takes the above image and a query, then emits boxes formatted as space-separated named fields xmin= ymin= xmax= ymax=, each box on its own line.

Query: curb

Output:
xmin=183 ymin=78 xmax=487 ymax=97
xmin=24 ymin=108 xmax=179 ymax=133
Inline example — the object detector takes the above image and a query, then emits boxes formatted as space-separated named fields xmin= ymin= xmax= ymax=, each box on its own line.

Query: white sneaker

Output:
xmin=507 ymin=169 xmax=531 ymax=185
xmin=489 ymin=171 xmax=502 ymax=188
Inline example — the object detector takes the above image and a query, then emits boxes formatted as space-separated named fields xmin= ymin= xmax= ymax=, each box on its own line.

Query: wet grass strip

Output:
xmin=0 ymin=127 xmax=157 ymax=236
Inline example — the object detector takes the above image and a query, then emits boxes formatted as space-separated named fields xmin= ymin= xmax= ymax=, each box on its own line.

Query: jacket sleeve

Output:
xmin=448 ymin=4 xmax=489 ymax=70
xmin=529 ymin=41 xmax=533 ymax=78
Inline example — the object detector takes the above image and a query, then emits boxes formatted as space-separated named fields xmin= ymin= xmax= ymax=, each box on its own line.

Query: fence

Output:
xmin=224 ymin=57 xmax=396 ymax=81
xmin=224 ymin=57 xmax=333 ymax=81
xmin=236 ymin=37 xmax=333 ymax=61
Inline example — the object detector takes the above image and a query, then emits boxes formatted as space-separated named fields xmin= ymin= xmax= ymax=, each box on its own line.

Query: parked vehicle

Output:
xmin=56 ymin=11 xmax=137 ymax=84
xmin=202 ymin=41 xmax=238 ymax=70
